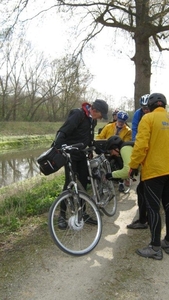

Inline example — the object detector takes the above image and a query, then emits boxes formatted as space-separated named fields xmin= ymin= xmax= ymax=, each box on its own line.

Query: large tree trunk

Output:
xmin=132 ymin=37 xmax=151 ymax=110
xmin=131 ymin=0 xmax=151 ymax=110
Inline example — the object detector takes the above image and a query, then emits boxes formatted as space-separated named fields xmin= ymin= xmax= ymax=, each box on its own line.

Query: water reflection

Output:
xmin=0 ymin=147 xmax=48 ymax=188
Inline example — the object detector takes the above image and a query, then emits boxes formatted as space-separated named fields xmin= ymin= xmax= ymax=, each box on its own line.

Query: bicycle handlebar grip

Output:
xmin=71 ymin=143 xmax=84 ymax=149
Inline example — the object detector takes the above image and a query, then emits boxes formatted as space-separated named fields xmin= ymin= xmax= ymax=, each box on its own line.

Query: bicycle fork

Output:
xmin=67 ymin=181 xmax=84 ymax=227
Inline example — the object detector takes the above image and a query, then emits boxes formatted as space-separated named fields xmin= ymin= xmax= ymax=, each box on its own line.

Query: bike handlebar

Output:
xmin=61 ymin=143 xmax=84 ymax=151
xmin=60 ymin=143 xmax=107 ymax=155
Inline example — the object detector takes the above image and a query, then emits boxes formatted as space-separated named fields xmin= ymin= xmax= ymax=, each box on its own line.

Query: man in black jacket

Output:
xmin=53 ymin=99 xmax=108 ymax=229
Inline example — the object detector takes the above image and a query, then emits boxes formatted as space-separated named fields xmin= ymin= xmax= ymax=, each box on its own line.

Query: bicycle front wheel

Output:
xmin=48 ymin=190 xmax=102 ymax=256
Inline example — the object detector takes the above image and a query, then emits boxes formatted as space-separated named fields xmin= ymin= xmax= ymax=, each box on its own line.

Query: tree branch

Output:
xmin=153 ymin=35 xmax=169 ymax=51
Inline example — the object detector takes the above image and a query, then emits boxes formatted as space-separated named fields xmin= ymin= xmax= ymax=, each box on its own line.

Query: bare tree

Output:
xmin=0 ymin=33 xmax=93 ymax=121
xmin=6 ymin=0 xmax=169 ymax=109
xmin=24 ymin=54 xmax=93 ymax=121
xmin=0 ymin=37 xmax=26 ymax=120
xmin=55 ymin=0 xmax=169 ymax=109
xmin=54 ymin=55 xmax=93 ymax=118
xmin=3 ymin=1 xmax=169 ymax=111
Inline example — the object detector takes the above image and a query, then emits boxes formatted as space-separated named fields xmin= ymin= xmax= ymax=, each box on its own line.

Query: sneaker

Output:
xmin=118 ymin=183 xmax=125 ymax=193
xmin=161 ymin=239 xmax=169 ymax=254
xmin=127 ymin=220 xmax=148 ymax=229
xmin=136 ymin=244 xmax=163 ymax=260
xmin=58 ymin=216 xmax=67 ymax=230
xmin=83 ymin=213 xmax=97 ymax=225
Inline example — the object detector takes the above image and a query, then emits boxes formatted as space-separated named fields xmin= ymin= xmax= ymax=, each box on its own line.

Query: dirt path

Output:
xmin=1 ymin=181 xmax=169 ymax=300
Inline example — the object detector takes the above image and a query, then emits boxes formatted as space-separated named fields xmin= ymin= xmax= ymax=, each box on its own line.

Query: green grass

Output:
xmin=0 ymin=121 xmax=62 ymax=136
xmin=0 ymin=120 xmax=107 ymax=234
xmin=0 ymin=134 xmax=55 ymax=150
xmin=0 ymin=121 xmax=108 ymax=137
xmin=0 ymin=121 xmax=108 ymax=150
xmin=0 ymin=121 xmax=107 ymax=137
xmin=0 ymin=174 xmax=65 ymax=233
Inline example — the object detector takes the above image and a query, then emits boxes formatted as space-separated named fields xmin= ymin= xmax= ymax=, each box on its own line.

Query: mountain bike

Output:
xmin=48 ymin=143 xmax=117 ymax=256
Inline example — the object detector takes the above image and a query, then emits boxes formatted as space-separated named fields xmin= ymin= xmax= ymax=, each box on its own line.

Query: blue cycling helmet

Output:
xmin=139 ymin=94 xmax=149 ymax=107
xmin=117 ymin=111 xmax=128 ymax=122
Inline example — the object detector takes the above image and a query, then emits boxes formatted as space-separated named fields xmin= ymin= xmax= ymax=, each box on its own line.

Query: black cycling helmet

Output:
xmin=148 ymin=93 xmax=167 ymax=108
xmin=106 ymin=135 xmax=123 ymax=150
xmin=112 ymin=109 xmax=119 ymax=116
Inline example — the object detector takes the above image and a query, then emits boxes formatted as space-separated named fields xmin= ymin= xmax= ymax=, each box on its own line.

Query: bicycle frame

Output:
xmin=87 ymin=153 xmax=116 ymax=207
xmin=48 ymin=143 xmax=117 ymax=256
xmin=61 ymin=144 xmax=116 ymax=212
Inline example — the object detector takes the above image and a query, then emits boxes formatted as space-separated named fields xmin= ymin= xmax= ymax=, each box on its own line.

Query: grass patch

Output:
xmin=0 ymin=121 xmax=108 ymax=150
xmin=0 ymin=121 xmax=108 ymax=137
xmin=0 ymin=134 xmax=54 ymax=150
xmin=0 ymin=174 xmax=65 ymax=234
xmin=0 ymin=120 xmax=109 ymax=235
xmin=0 ymin=121 xmax=62 ymax=136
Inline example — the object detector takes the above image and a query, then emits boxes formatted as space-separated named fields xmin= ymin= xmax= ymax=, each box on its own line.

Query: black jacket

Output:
xmin=54 ymin=104 xmax=97 ymax=160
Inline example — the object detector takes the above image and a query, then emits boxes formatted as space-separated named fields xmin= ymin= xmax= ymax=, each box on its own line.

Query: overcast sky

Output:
xmin=25 ymin=6 xmax=169 ymax=106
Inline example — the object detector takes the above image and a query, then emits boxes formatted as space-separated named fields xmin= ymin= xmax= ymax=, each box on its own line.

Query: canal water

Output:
xmin=0 ymin=146 xmax=49 ymax=188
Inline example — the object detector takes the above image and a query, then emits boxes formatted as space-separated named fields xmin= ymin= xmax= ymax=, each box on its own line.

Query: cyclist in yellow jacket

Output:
xmin=96 ymin=110 xmax=131 ymax=141
xmin=129 ymin=93 xmax=169 ymax=260
xmin=96 ymin=111 xmax=131 ymax=192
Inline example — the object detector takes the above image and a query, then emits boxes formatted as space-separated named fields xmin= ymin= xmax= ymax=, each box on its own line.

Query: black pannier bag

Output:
xmin=37 ymin=147 xmax=66 ymax=176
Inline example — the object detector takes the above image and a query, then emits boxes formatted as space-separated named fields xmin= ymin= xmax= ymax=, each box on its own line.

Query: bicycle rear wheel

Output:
xmin=48 ymin=190 xmax=102 ymax=256
xmin=94 ymin=177 xmax=117 ymax=217
xmin=101 ymin=180 xmax=117 ymax=217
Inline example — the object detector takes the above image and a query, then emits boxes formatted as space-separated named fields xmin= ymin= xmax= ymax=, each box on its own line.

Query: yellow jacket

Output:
xmin=129 ymin=107 xmax=169 ymax=180
xmin=96 ymin=122 xmax=132 ymax=141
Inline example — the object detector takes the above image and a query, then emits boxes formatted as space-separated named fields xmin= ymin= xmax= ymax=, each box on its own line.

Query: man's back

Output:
xmin=133 ymin=107 xmax=169 ymax=180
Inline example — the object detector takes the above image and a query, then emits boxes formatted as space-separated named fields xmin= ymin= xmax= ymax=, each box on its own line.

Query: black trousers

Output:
xmin=136 ymin=180 xmax=148 ymax=224
xmin=144 ymin=175 xmax=169 ymax=246
xmin=60 ymin=158 xmax=88 ymax=215
xmin=63 ymin=158 xmax=88 ymax=190
xmin=109 ymin=156 xmax=124 ymax=185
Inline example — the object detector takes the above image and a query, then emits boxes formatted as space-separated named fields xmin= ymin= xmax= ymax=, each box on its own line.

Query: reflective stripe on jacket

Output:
xmin=129 ymin=107 xmax=169 ymax=180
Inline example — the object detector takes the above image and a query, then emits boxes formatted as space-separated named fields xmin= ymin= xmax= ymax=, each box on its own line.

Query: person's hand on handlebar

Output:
xmin=128 ymin=168 xmax=138 ymax=180
xmin=88 ymin=151 xmax=93 ymax=159
xmin=106 ymin=173 xmax=121 ymax=182
xmin=106 ymin=173 xmax=113 ymax=181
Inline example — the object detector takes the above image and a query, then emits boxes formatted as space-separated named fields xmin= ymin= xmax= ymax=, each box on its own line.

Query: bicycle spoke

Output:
xmin=48 ymin=191 xmax=102 ymax=256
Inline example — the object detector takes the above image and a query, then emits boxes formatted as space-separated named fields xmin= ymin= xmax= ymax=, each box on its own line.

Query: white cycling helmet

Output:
xmin=139 ymin=94 xmax=150 ymax=107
